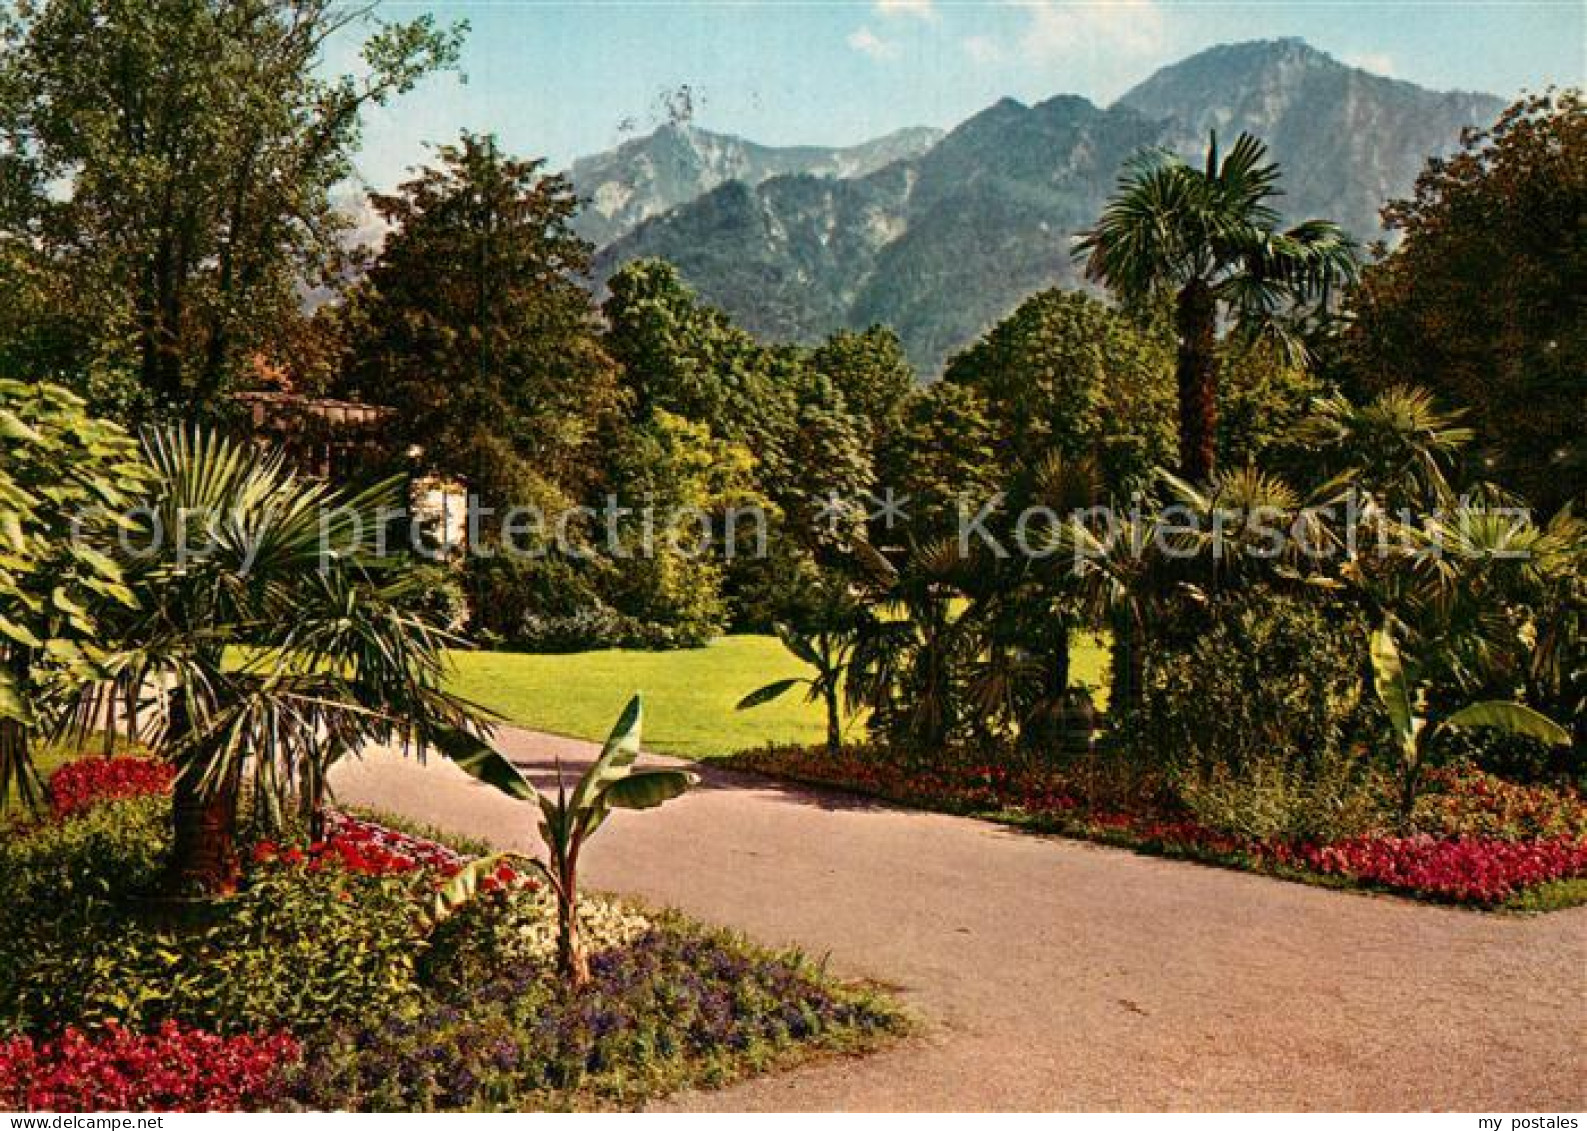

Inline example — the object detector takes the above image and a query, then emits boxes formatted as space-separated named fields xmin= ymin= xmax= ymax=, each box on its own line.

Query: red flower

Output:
xmin=46 ymin=758 xmax=174 ymax=819
xmin=1295 ymin=834 xmax=1587 ymax=904
xmin=245 ymin=812 xmax=475 ymax=880
xmin=0 ymin=1022 xmax=299 ymax=1112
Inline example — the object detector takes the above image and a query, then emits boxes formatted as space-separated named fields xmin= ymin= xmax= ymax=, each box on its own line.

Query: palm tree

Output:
xmin=1076 ymin=132 xmax=1357 ymax=484
xmin=1296 ymin=385 xmax=1474 ymax=512
xmin=73 ymin=429 xmax=485 ymax=893
xmin=846 ymin=538 xmax=974 ymax=754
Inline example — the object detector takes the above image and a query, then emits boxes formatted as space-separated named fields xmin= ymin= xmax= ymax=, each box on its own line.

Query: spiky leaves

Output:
xmin=68 ymin=425 xmax=486 ymax=889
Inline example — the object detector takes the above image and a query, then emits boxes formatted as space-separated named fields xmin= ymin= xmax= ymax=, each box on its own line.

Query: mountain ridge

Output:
xmin=567 ymin=122 xmax=943 ymax=247
xmin=581 ymin=39 xmax=1506 ymax=373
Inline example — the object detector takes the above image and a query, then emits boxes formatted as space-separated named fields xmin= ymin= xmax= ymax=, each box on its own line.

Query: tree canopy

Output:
xmin=0 ymin=0 xmax=464 ymax=417
xmin=943 ymin=288 xmax=1174 ymax=494
xmin=1344 ymin=90 xmax=1586 ymax=515
xmin=342 ymin=132 xmax=622 ymax=512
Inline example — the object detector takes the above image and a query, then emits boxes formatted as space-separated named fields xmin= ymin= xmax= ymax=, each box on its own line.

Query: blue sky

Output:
xmin=347 ymin=1 xmax=1586 ymax=188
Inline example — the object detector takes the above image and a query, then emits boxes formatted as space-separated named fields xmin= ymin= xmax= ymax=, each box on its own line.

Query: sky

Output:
xmin=343 ymin=0 xmax=1587 ymax=189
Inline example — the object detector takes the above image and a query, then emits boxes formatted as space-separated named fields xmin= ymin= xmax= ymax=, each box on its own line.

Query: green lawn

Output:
xmin=445 ymin=633 xmax=1109 ymax=759
xmin=2 ymin=634 xmax=1109 ymax=799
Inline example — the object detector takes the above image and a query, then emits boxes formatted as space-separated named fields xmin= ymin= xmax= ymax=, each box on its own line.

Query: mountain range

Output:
xmin=568 ymin=124 xmax=943 ymax=248
xmin=568 ymin=39 xmax=1503 ymax=374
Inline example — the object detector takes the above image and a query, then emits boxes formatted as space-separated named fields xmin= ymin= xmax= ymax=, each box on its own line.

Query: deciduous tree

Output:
xmin=1344 ymin=91 xmax=1586 ymax=515
xmin=0 ymin=0 xmax=463 ymax=414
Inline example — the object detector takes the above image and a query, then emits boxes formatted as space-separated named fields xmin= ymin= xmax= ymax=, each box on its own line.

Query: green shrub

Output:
xmin=1132 ymin=588 xmax=1389 ymax=841
xmin=1173 ymin=755 xmax=1388 ymax=843
xmin=0 ymin=792 xmax=170 ymax=914
xmin=464 ymin=555 xmax=712 ymax=651
xmin=403 ymin=564 xmax=471 ymax=633
xmin=0 ymin=798 xmax=427 ymax=1037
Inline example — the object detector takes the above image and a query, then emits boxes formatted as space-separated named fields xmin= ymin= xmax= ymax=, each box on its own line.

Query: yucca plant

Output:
xmin=1370 ymin=619 xmax=1570 ymax=824
xmin=437 ymin=695 xmax=696 ymax=988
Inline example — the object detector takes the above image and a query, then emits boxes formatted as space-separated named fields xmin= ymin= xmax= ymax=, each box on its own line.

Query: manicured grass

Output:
xmin=445 ymin=633 xmax=1109 ymax=759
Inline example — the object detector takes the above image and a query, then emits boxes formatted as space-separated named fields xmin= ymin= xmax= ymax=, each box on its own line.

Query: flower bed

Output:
xmin=252 ymin=812 xmax=471 ymax=878
xmin=1292 ymin=835 xmax=1587 ymax=904
xmin=0 ymin=1022 xmax=299 ymax=1112
xmin=46 ymin=756 xmax=174 ymax=819
xmin=291 ymin=920 xmax=898 ymax=1110
xmin=727 ymin=746 xmax=1587 ymax=909
xmin=1413 ymin=767 xmax=1587 ymax=841
xmin=0 ymin=787 xmax=903 ymax=1112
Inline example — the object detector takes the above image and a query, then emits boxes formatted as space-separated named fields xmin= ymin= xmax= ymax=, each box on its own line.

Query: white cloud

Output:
xmin=1343 ymin=50 xmax=1396 ymax=77
xmin=876 ymin=0 xmax=938 ymax=21
xmin=847 ymin=25 xmax=901 ymax=61
xmin=1011 ymin=0 xmax=1166 ymax=61
xmin=962 ymin=34 xmax=1004 ymax=65
xmin=963 ymin=1 xmax=1166 ymax=69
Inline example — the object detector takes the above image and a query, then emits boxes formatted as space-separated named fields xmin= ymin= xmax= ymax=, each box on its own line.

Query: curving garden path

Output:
xmin=330 ymin=728 xmax=1587 ymax=1111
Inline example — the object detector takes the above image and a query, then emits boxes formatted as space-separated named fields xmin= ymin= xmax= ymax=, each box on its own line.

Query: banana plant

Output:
xmin=1370 ymin=620 xmax=1570 ymax=824
xmin=434 ymin=695 xmax=696 ymax=988
xmin=736 ymin=622 xmax=855 ymax=756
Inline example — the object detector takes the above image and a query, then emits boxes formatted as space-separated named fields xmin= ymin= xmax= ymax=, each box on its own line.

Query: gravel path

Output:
xmin=331 ymin=728 xmax=1587 ymax=1111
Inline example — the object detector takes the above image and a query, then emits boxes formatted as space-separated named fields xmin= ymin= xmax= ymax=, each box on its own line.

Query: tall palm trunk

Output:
xmin=0 ymin=719 xmax=37 ymax=808
xmin=165 ymin=690 xmax=241 ymax=894
xmin=1020 ymin=635 xmax=1072 ymax=754
xmin=1175 ymin=279 xmax=1219 ymax=484
xmin=1108 ymin=607 xmax=1146 ymax=723
xmin=169 ymin=767 xmax=242 ymax=894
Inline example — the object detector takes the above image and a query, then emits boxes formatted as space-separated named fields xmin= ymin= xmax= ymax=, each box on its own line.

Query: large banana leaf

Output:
xmin=430 ymin=725 xmax=539 ymax=803
xmin=580 ymin=767 xmax=698 ymax=839
xmin=1369 ymin=622 xmax=1416 ymax=751
xmin=736 ymin=678 xmax=802 ymax=711
xmin=568 ymin=694 xmax=643 ymax=813
xmin=776 ymin=624 xmax=823 ymax=669
xmin=603 ymin=768 xmax=699 ymax=809
xmin=1443 ymin=701 xmax=1571 ymax=746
